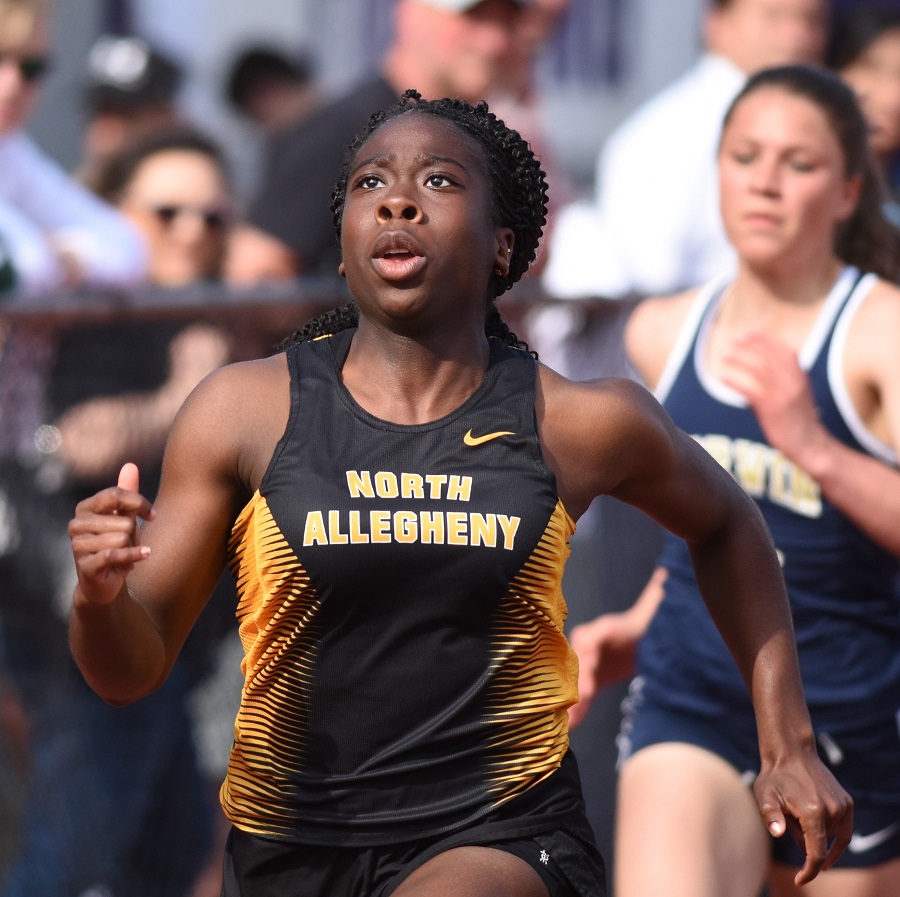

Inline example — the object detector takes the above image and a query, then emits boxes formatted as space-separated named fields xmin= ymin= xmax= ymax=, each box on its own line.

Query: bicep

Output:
xmin=604 ymin=387 xmax=748 ymax=545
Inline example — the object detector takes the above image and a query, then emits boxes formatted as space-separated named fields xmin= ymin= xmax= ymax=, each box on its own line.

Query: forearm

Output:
xmin=69 ymin=585 xmax=169 ymax=706
xmin=57 ymin=390 xmax=183 ymax=482
xmin=688 ymin=499 xmax=815 ymax=760
xmin=797 ymin=431 xmax=900 ymax=555
xmin=630 ymin=566 xmax=667 ymax=630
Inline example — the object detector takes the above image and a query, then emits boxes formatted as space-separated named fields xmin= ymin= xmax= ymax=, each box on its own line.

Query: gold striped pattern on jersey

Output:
xmin=222 ymin=490 xmax=323 ymax=833
xmin=482 ymin=499 xmax=578 ymax=800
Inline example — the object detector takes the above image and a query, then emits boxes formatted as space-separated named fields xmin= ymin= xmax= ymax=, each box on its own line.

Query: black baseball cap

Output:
xmin=84 ymin=34 xmax=182 ymax=113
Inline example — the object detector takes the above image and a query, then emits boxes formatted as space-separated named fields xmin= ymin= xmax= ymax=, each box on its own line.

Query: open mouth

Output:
xmin=372 ymin=232 xmax=427 ymax=280
xmin=373 ymin=252 xmax=426 ymax=280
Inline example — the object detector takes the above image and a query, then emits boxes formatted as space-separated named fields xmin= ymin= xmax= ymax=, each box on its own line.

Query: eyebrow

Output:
xmin=725 ymin=135 xmax=823 ymax=154
xmin=350 ymin=153 xmax=470 ymax=175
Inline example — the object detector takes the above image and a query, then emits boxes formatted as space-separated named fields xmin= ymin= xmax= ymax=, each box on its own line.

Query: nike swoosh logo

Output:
xmin=847 ymin=822 xmax=900 ymax=854
xmin=816 ymin=732 xmax=844 ymax=766
xmin=463 ymin=429 xmax=514 ymax=447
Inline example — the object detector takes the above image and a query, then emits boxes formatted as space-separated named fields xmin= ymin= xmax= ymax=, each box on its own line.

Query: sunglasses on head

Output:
xmin=149 ymin=204 xmax=231 ymax=232
xmin=0 ymin=53 xmax=51 ymax=83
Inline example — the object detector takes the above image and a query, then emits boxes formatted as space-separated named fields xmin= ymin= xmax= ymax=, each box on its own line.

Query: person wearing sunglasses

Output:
xmin=0 ymin=127 xmax=240 ymax=897
xmin=50 ymin=127 xmax=240 ymax=486
xmin=0 ymin=0 xmax=146 ymax=294
xmin=97 ymin=127 xmax=237 ymax=288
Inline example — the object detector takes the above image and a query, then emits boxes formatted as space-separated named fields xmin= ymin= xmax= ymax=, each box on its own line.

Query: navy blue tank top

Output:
xmin=223 ymin=329 xmax=582 ymax=844
xmin=638 ymin=268 xmax=900 ymax=732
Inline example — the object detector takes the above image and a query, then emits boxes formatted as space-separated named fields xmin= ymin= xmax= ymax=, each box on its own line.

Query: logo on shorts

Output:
xmin=816 ymin=732 xmax=844 ymax=766
xmin=847 ymin=822 xmax=900 ymax=855
xmin=539 ymin=849 xmax=550 ymax=865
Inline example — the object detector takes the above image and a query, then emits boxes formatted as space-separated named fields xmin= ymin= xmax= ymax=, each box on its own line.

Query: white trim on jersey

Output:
xmin=828 ymin=272 xmax=898 ymax=466
xmin=653 ymin=277 xmax=726 ymax=404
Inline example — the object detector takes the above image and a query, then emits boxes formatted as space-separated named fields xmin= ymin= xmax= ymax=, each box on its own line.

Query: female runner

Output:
xmin=69 ymin=90 xmax=850 ymax=897
xmin=572 ymin=65 xmax=900 ymax=897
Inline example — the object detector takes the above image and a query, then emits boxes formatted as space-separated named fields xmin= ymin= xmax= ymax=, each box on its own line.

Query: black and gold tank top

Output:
xmin=223 ymin=328 xmax=579 ymax=844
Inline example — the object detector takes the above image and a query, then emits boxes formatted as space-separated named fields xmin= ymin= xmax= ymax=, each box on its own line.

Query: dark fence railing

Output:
xmin=0 ymin=278 xmax=649 ymax=897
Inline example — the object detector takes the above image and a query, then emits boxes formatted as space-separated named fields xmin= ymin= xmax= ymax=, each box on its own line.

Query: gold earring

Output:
xmin=494 ymin=266 xmax=505 ymax=277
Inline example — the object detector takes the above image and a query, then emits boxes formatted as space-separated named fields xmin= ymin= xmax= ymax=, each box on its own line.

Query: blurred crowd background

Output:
xmin=32 ymin=0 xmax=705 ymax=197
xmin=0 ymin=0 xmax=896 ymax=896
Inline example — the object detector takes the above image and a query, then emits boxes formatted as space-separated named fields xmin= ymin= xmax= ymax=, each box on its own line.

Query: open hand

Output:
xmin=567 ymin=569 xmax=667 ymax=727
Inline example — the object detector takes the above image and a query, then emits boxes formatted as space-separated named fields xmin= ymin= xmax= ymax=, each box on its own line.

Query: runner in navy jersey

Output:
xmin=68 ymin=90 xmax=850 ymax=897
xmin=571 ymin=65 xmax=900 ymax=897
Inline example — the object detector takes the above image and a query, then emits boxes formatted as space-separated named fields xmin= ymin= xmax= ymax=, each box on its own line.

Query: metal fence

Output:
xmin=0 ymin=278 xmax=656 ymax=897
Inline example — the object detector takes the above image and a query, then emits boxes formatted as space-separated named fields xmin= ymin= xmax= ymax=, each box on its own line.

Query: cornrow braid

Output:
xmin=277 ymin=302 xmax=359 ymax=351
xmin=282 ymin=90 xmax=547 ymax=356
xmin=280 ymin=298 xmax=536 ymax=358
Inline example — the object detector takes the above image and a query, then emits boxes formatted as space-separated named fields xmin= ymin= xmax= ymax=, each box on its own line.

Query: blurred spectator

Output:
xmin=78 ymin=33 xmax=184 ymax=193
xmin=571 ymin=63 xmax=900 ymax=897
xmin=0 ymin=0 xmax=147 ymax=294
xmin=827 ymin=4 xmax=900 ymax=226
xmin=491 ymin=0 xmax=569 ymax=110
xmin=224 ymin=43 xmax=319 ymax=171
xmin=486 ymin=0 xmax=573 ymax=278
xmin=0 ymin=129 xmax=243 ymax=897
xmin=96 ymin=128 xmax=236 ymax=292
xmin=542 ymin=0 xmax=830 ymax=301
xmin=225 ymin=0 xmax=529 ymax=285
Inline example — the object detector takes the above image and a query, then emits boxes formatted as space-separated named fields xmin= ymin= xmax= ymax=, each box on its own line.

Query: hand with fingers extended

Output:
xmin=754 ymin=748 xmax=854 ymax=886
xmin=69 ymin=462 xmax=155 ymax=609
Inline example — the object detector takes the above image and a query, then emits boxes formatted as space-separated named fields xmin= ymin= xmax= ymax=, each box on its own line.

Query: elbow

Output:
xmin=70 ymin=644 xmax=171 ymax=708
xmin=90 ymin=674 xmax=166 ymax=708
xmin=684 ymin=486 xmax=769 ymax=557
xmin=102 ymin=693 xmax=139 ymax=708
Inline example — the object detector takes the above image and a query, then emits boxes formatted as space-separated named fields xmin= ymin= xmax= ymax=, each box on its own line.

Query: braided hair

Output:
xmin=281 ymin=90 xmax=549 ymax=354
